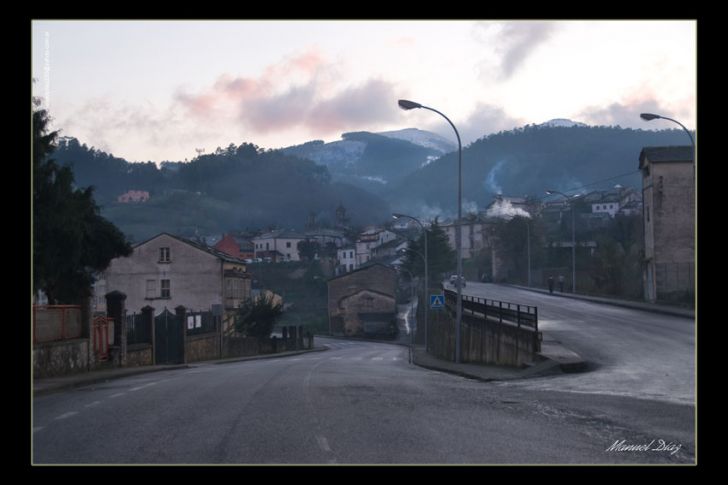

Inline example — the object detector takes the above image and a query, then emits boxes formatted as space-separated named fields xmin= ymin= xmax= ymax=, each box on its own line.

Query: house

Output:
xmin=336 ymin=247 xmax=357 ymax=275
xmin=304 ymin=228 xmax=348 ymax=248
xmin=117 ymin=190 xmax=150 ymax=203
xmin=440 ymin=214 xmax=496 ymax=259
xmin=102 ymin=233 xmax=252 ymax=320
xmin=355 ymin=228 xmax=397 ymax=266
xmin=252 ymin=230 xmax=305 ymax=262
xmin=327 ymin=263 xmax=397 ymax=337
xmin=639 ymin=146 xmax=695 ymax=303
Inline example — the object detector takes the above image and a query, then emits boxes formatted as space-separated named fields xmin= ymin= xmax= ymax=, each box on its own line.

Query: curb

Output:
xmin=34 ymin=346 xmax=328 ymax=396
xmin=33 ymin=364 xmax=190 ymax=396
xmin=314 ymin=334 xmax=411 ymax=348
xmin=500 ymin=284 xmax=694 ymax=319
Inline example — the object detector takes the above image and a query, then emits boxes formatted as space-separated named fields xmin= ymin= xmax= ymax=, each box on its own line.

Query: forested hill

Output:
xmin=51 ymin=139 xmax=390 ymax=242
xmin=387 ymin=125 xmax=693 ymax=218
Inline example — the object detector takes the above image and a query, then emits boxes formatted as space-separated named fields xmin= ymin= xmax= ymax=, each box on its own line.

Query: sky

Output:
xmin=31 ymin=20 xmax=697 ymax=163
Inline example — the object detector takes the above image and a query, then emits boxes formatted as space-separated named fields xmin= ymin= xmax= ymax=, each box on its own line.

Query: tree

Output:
xmin=234 ymin=295 xmax=283 ymax=338
xmin=402 ymin=219 xmax=455 ymax=287
xmin=33 ymin=101 xmax=132 ymax=304
xmin=297 ymin=240 xmax=320 ymax=261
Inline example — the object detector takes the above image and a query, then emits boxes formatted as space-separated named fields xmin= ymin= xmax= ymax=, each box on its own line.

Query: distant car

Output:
xmin=449 ymin=275 xmax=466 ymax=288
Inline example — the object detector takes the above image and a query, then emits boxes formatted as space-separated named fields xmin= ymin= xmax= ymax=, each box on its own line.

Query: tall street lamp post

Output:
xmin=546 ymin=190 xmax=581 ymax=293
xmin=398 ymin=99 xmax=463 ymax=363
xmin=393 ymin=213 xmax=428 ymax=351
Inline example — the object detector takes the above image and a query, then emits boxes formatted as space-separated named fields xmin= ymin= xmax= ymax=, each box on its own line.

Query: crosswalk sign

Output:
xmin=430 ymin=294 xmax=445 ymax=309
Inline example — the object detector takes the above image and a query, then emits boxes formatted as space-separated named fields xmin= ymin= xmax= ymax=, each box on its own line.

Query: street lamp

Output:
xmin=546 ymin=190 xmax=581 ymax=293
xmin=393 ymin=213 xmax=429 ymax=351
xmin=526 ymin=219 xmax=531 ymax=287
xmin=399 ymin=99 xmax=463 ymax=363
xmin=640 ymin=113 xmax=695 ymax=150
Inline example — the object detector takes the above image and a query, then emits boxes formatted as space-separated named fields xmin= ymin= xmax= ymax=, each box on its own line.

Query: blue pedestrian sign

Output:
xmin=430 ymin=294 xmax=445 ymax=309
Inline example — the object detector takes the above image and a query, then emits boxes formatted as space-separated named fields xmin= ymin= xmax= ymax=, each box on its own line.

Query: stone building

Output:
xmin=327 ymin=263 xmax=397 ymax=337
xmin=639 ymin=146 xmax=695 ymax=303
xmin=102 ymin=233 xmax=251 ymax=319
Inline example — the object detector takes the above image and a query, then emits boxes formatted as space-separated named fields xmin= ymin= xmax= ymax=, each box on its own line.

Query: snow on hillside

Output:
xmin=378 ymin=128 xmax=456 ymax=154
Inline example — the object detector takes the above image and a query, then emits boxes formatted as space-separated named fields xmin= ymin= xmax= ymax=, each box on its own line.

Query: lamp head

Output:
xmin=640 ymin=113 xmax=661 ymax=121
xmin=398 ymin=99 xmax=422 ymax=110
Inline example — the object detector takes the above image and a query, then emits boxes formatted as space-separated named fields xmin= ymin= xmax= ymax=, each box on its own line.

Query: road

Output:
xmin=455 ymin=283 xmax=695 ymax=406
xmin=34 ymin=336 xmax=694 ymax=464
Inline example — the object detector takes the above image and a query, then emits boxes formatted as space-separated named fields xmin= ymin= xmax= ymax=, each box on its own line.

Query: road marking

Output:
xmin=54 ymin=411 xmax=78 ymax=420
xmin=130 ymin=382 xmax=158 ymax=392
xmin=330 ymin=357 xmax=342 ymax=360
xmin=391 ymin=357 xmax=401 ymax=361
xmin=109 ymin=392 xmax=126 ymax=398
xmin=352 ymin=357 xmax=363 ymax=360
xmin=372 ymin=357 xmax=384 ymax=361
xmin=291 ymin=358 xmax=302 ymax=361
xmin=84 ymin=401 xmax=101 ymax=408
xmin=33 ymin=426 xmax=44 ymax=433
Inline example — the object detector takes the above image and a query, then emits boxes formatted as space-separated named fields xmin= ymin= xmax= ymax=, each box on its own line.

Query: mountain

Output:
xmin=386 ymin=124 xmax=693 ymax=221
xmin=51 ymin=140 xmax=390 ymax=241
xmin=280 ymin=129 xmax=447 ymax=194
xmin=538 ymin=118 xmax=588 ymax=128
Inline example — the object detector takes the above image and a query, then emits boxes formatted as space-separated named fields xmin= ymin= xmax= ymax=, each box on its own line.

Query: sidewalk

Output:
xmin=33 ymin=346 xmax=327 ymax=396
xmin=503 ymin=283 xmax=694 ymax=319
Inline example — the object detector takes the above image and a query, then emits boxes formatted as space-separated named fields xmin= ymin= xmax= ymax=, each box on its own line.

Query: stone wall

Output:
xmin=186 ymin=332 xmax=219 ymax=363
xmin=33 ymin=338 xmax=89 ymax=378
xmin=126 ymin=344 xmax=153 ymax=367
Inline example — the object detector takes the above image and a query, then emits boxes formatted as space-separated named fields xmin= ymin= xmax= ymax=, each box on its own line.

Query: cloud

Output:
xmin=474 ymin=21 xmax=558 ymax=80
xmin=175 ymin=50 xmax=400 ymax=137
xmin=577 ymin=93 xmax=673 ymax=129
xmin=460 ymin=104 xmax=526 ymax=145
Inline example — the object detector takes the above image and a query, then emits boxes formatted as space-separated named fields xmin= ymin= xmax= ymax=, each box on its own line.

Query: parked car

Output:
xmin=449 ymin=274 xmax=466 ymax=288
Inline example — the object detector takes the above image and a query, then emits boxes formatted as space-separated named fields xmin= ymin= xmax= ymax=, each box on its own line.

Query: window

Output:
xmin=350 ymin=251 xmax=353 ymax=258
xmin=159 ymin=247 xmax=171 ymax=263
xmin=145 ymin=279 xmax=156 ymax=298
xmin=286 ymin=241 xmax=291 ymax=248
xmin=266 ymin=242 xmax=270 ymax=250
xmin=161 ymin=279 xmax=171 ymax=298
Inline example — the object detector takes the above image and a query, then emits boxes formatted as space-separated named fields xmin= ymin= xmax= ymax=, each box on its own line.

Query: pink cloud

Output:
xmin=175 ymin=51 xmax=400 ymax=138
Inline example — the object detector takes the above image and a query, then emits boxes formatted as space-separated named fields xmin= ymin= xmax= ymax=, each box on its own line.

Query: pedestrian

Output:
xmin=547 ymin=276 xmax=554 ymax=294
xmin=558 ymin=274 xmax=565 ymax=292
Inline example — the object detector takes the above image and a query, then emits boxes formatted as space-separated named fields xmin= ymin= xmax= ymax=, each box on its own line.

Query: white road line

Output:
xmin=54 ymin=411 xmax=78 ymax=420
xmin=391 ymin=357 xmax=401 ymax=361
xmin=84 ymin=401 xmax=101 ymax=408
xmin=109 ymin=392 xmax=126 ymax=398
xmin=130 ymin=382 xmax=158 ymax=392
xmin=291 ymin=358 xmax=302 ymax=361
xmin=330 ymin=357 xmax=342 ymax=360
xmin=372 ymin=357 xmax=384 ymax=361
xmin=33 ymin=426 xmax=44 ymax=433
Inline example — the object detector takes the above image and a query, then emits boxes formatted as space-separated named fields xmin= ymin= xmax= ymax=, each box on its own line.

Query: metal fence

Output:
xmin=185 ymin=311 xmax=218 ymax=336
xmin=443 ymin=289 xmax=538 ymax=331
xmin=126 ymin=313 xmax=152 ymax=345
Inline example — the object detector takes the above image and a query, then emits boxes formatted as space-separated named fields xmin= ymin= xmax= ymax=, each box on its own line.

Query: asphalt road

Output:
xmin=33 ymin=335 xmax=694 ymax=464
xmin=454 ymin=283 xmax=695 ymax=406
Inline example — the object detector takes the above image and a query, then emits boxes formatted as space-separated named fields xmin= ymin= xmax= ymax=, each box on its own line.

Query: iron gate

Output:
xmin=154 ymin=308 xmax=184 ymax=364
